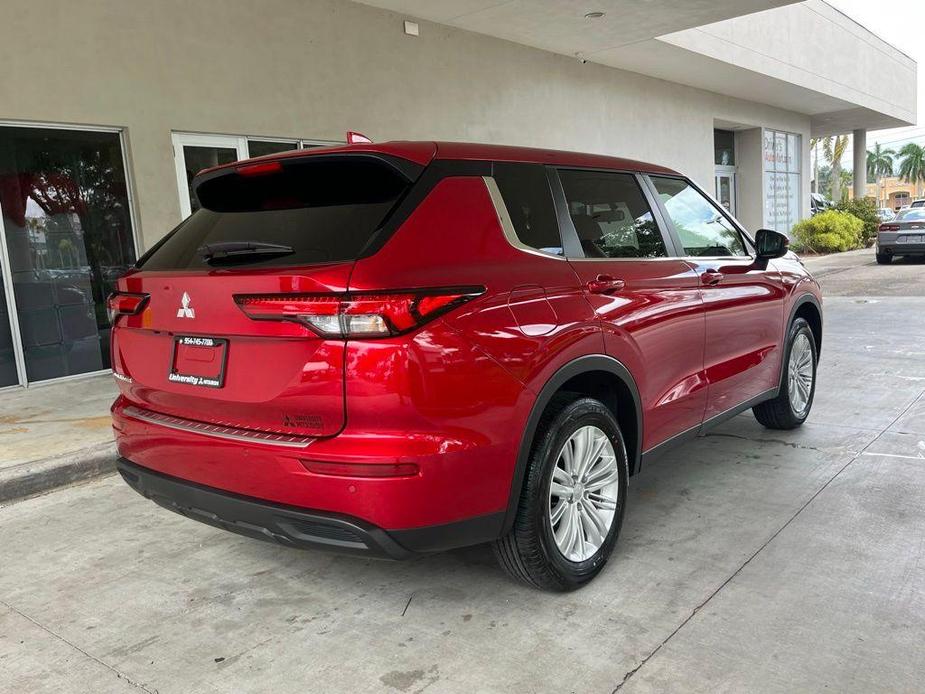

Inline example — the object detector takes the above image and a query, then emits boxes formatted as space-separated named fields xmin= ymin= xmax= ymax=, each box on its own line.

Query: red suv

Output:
xmin=111 ymin=141 xmax=821 ymax=590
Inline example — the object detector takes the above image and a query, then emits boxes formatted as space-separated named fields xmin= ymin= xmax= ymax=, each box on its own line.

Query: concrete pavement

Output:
xmin=0 ymin=374 xmax=117 ymax=502
xmin=1 ymin=249 xmax=924 ymax=693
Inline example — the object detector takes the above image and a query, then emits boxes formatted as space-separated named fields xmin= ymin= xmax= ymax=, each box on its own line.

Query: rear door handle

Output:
xmin=586 ymin=274 xmax=626 ymax=294
xmin=701 ymin=270 xmax=724 ymax=286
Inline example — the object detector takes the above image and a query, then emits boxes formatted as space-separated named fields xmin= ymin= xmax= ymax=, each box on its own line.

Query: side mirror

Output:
xmin=755 ymin=228 xmax=789 ymax=261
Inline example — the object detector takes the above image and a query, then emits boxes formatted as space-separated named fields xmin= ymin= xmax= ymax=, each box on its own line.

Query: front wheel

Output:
xmin=493 ymin=396 xmax=628 ymax=591
xmin=753 ymin=317 xmax=817 ymax=430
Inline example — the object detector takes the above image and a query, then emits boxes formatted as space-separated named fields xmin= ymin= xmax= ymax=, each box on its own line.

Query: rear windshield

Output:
xmin=139 ymin=156 xmax=415 ymax=270
xmin=896 ymin=209 xmax=925 ymax=221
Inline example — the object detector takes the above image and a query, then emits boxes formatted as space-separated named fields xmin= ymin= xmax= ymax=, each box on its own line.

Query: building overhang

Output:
xmin=358 ymin=0 xmax=916 ymax=136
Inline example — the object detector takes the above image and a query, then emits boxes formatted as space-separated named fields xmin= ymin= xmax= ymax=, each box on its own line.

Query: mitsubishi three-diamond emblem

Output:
xmin=176 ymin=292 xmax=195 ymax=318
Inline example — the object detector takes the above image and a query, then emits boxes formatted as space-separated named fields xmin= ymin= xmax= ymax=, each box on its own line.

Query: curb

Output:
xmin=0 ymin=441 xmax=118 ymax=504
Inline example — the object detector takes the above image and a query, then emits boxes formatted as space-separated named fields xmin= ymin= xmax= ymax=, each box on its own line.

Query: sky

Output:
xmin=825 ymin=0 xmax=925 ymax=165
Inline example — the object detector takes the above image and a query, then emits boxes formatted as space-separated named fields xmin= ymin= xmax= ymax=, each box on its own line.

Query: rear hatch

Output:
xmin=111 ymin=151 xmax=427 ymax=437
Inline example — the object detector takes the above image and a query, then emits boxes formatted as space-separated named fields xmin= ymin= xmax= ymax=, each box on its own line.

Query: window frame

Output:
xmin=547 ymin=167 xmax=682 ymax=261
xmin=485 ymin=162 xmax=569 ymax=259
xmin=643 ymin=174 xmax=756 ymax=261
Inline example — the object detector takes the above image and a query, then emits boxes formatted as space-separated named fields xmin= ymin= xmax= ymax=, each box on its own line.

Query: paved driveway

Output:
xmin=2 ymin=248 xmax=924 ymax=693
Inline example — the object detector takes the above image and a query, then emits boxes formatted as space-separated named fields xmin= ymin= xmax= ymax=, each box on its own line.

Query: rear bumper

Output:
xmin=117 ymin=458 xmax=503 ymax=558
xmin=877 ymin=239 xmax=925 ymax=255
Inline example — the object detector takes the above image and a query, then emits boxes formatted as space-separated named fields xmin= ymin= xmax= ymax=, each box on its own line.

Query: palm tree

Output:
xmin=867 ymin=143 xmax=895 ymax=208
xmin=898 ymin=143 xmax=925 ymax=199
xmin=822 ymin=135 xmax=850 ymax=202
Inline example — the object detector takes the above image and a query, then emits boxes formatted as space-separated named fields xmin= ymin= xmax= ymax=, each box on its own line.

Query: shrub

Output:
xmin=836 ymin=197 xmax=880 ymax=246
xmin=790 ymin=210 xmax=863 ymax=253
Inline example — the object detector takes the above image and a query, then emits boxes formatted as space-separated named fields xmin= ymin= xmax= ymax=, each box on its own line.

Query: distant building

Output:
xmin=850 ymin=176 xmax=923 ymax=209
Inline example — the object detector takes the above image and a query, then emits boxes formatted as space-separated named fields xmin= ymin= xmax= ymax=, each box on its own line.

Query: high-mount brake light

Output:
xmin=234 ymin=288 xmax=484 ymax=338
xmin=107 ymin=293 xmax=149 ymax=323
xmin=236 ymin=161 xmax=283 ymax=177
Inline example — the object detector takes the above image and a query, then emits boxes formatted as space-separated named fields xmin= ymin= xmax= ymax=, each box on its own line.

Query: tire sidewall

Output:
xmin=783 ymin=318 xmax=817 ymax=423
xmin=528 ymin=398 xmax=628 ymax=587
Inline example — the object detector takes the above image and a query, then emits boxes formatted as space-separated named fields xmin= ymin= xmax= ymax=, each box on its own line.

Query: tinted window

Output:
xmin=493 ymin=163 xmax=562 ymax=255
xmin=140 ymin=156 xmax=413 ymax=270
xmin=651 ymin=177 xmax=748 ymax=257
xmin=896 ymin=209 xmax=925 ymax=221
xmin=558 ymin=170 xmax=668 ymax=259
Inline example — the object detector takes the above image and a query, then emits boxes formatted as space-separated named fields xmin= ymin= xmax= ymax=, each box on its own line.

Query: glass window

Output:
xmin=492 ymin=163 xmax=562 ymax=255
xmin=141 ymin=156 xmax=413 ymax=270
xmin=651 ymin=177 xmax=748 ymax=257
xmin=763 ymin=129 xmax=802 ymax=235
xmin=0 ymin=126 xmax=137 ymax=382
xmin=558 ymin=170 xmax=667 ymax=259
xmin=714 ymin=129 xmax=735 ymax=166
xmin=247 ymin=140 xmax=298 ymax=158
xmin=182 ymin=145 xmax=238 ymax=215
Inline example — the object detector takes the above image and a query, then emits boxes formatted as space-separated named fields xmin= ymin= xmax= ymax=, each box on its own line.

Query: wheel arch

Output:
xmin=501 ymin=355 xmax=642 ymax=535
xmin=774 ymin=292 xmax=822 ymax=397
xmin=789 ymin=293 xmax=823 ymax=359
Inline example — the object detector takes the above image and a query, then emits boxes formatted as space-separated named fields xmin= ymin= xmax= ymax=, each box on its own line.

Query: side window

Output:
xmin=492 ymin=162 xmax=563 ymax=255
xmin=650 ymin=177 xmax=749 ymax=257
xmin=557 ymin=169 xmax=668 ymax=259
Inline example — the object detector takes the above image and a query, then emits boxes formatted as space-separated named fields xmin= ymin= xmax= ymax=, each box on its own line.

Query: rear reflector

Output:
xmin=234 ymin=287 xmax=483 ymax=338
xmin=107 ymin=292 xmax=149 ymax=323
xmin=300 ymin=460 xmax=419 ymax=478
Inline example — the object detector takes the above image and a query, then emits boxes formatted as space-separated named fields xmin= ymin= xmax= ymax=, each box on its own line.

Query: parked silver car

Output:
xmin=877 ymin=208 xmax=925 ymax=264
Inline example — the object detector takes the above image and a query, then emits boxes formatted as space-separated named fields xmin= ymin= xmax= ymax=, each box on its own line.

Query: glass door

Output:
xmin=0 ymin=125 xmax=138 ymax=384
xmin=172 ymin=133 xmax=248 ymax=218
xmin=714 ymin=167 xmax=737 ymax=217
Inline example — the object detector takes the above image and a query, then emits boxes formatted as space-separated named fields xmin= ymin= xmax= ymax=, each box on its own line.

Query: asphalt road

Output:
xmin=804 ymin=246 xmax=925 ymax=296
xmin=2 ymin=249 xmax=924 ymax=693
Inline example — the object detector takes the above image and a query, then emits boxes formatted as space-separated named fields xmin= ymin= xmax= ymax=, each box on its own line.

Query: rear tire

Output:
xmin=753 ymin=317 xmax=817 ymax=430
xmin=493 ymin=395 xmax=628 ymax=591
xmin=876 ymin=252 xmax=892 ymax=265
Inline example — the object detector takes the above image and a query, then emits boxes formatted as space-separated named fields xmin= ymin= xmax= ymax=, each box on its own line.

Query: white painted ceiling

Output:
xmin=356 ymin=0 xmax=914 ymax=133
xmin=356 ymin=0 xmax=800 ymax=60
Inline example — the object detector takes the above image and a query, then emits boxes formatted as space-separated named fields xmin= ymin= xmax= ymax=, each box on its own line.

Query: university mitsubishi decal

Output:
xmin=176 ymin=291 xmax=195 ymax=319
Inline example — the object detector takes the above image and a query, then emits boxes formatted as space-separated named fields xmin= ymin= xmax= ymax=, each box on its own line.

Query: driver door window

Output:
xmin=650 ymin=177 xmax=749 ymax=257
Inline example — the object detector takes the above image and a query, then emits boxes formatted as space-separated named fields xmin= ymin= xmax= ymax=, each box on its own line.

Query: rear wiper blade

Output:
xmin=198 ymin=241 xmax=295 ymax=262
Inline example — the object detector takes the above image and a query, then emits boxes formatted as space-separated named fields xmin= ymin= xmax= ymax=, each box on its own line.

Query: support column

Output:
xmin=853 ymin=129 xmax=867 ymax=201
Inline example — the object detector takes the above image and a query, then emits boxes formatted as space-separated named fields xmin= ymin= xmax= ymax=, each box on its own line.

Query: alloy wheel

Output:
xmin=547 ymin=425 xmax=619 ymax=562
xmin=788 ymin=332 xmax=814 ymax=416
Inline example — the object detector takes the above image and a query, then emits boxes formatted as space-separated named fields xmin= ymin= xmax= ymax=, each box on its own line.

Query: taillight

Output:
xmin=107 ymin=292 xmax=149 ymax=323
xmin=234 ymin=287 xmax=483 ymax=338
xmin=880 ymin=224 xmax=901 ymax=232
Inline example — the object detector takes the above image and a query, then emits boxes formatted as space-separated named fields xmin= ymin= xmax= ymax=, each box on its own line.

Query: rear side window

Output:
xmin=558 ymin=169 xmax=668 ymax=259
xmin=492 ymin=162 xmax=562 ymax=255
xmin=139 ymin=156 xmax=415 ymax=270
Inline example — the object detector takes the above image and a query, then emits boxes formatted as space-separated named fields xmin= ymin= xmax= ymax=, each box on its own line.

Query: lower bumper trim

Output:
xmin=117 ymin=458 xmax=505 ymax=559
